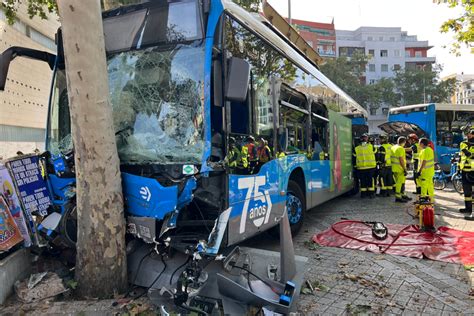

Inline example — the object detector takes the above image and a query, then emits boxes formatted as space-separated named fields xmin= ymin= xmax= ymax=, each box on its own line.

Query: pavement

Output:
xmin=1 ymin=181 xmax=473 ymax=315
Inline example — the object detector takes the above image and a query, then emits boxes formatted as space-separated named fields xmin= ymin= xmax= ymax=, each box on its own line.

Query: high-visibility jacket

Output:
xmin=257 ymin=145 xmax=271 ymax=163
xmin=391 ymin=144 xmax=406 ymax=173
xmin=381 ymin=143 xmax=392 ymax=167
xmin=418 ymin=146 xmax=435 ymax=177
xmin=460 ymin=141 xmax=474 ymax=171
xmin=245 ymin=142 xmax=258 ymax=162
xmin=355 ymin=143 xmax=376 ymax=170
xmin=411 ymin=143 xmax=420 ymax=163
xmin=227 ymin=146 xmax=248 ymax=168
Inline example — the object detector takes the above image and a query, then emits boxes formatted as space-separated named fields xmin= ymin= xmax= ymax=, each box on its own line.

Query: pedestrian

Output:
xmin=459 ymin=128 xmax=474 ymax=220
xmin=355 ymin=134 xmax=376 ymax=198
xmin=416 ymin=138 xmax=435 ymax=203
xmin=407 ymin=134 xmax=421 ymax=194
xmin=375 ymin=134 xmax=393 ymax=197
xmin=391 ymin=136 xmax=411 ymax=203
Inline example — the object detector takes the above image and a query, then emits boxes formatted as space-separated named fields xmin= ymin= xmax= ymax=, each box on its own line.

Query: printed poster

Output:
xmin=0 ymin=195 xmax=24 ymax=252
xmin=329 ymin=111 xmax=353 ymax=192
xmin=0 ymin=163 xmax=32 ymax=246
xmin=6 ymin=156 xmax=52 ymax=217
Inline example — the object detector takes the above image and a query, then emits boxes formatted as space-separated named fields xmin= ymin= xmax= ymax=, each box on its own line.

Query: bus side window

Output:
xmin=310 ymin=102 xmax=329 ymax=160
xmin=279 ymin=86 xmax=308 ymax=154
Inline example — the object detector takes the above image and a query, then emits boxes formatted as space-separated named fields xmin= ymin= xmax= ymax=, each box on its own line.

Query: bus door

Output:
xmin=309 ymin=102 xmax=330 ymax=206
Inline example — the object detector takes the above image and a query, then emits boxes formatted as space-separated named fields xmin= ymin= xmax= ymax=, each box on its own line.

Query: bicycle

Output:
xmin=433 ymin=153 xmax=463 ymax=194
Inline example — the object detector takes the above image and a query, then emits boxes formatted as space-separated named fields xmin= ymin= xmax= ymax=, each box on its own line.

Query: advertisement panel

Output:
xmin=0 ymin=163 xmax=32 ymax=246
xmin=329 ymin=111 xmax=353 ymax=192
xmin=0 ymin=195 xmax=24 ymax=252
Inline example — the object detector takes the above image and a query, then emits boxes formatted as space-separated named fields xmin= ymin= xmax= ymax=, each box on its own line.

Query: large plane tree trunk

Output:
xmin=57 ymin=0 xmax=127 ymax=297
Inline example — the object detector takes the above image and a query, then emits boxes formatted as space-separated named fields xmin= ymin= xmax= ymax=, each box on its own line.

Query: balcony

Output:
xmin=404 ymin=56 xmax=436 ymax=63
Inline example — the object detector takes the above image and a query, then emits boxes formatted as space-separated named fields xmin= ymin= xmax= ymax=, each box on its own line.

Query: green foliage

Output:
xmin=233 ymin=0 xmax=261 ymax=12
xmin=320 ymin=53 xmax=397 ymax=111
xmin=437 ymin=0 xmax=474 ymax=55
xmin=393 ymin=65 xmax=457 ymax=105
xmin=1 ymin=0 xmax=56 ymax=24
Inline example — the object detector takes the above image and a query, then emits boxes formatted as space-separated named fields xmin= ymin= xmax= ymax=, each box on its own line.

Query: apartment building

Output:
xmin=336 ymin=27 xmax=435 ymax=133
xmin=0 ymin=7 xmax=58 ymax=159
xmin=443 ymin=73 xmax=474 ymax=105
xmin=290 ymin=18 xmax=336 ymax=58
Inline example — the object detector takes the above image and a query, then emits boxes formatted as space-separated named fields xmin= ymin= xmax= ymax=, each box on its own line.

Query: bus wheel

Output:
xmin=286 ymin=180 xmax=305 ymax=235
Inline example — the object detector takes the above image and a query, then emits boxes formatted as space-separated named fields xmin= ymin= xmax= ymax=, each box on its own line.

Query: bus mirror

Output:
xmin=225 ymin=57 xmax=250 ymax=102
xmin=0 ymin=49 xmax=13 ymax=91
xmin=0 ymin=47 xmax=56 ymax=91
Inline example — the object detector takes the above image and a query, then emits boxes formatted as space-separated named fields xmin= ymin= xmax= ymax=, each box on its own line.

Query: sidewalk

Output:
xmin=293 ymin=181 xmax=474 ymax=315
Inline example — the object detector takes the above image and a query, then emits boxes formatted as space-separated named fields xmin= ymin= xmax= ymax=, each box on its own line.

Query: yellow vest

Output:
xmin=355 ymin=143 xmax=376 ymax=170
xmin=381 ymin=143 xmax=392 ymax=167
xmin=418 ymin=147 xmax=435 ymax=177
xmin=460 ymin=141 xmax=474 ymax=171
xmin=391 ymin=144 xmax=406 ymax=173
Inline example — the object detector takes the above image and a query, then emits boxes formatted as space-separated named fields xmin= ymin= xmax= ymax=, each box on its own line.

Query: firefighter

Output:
xmin=257 ymin=138 xmax=272 ymax=164
xmin=244 ymin=136 xmax=258 ymax=172
xmin=225 ymin=137 xmax=248 ymax=172
xmin=459 ymin=129 xmax=474 ymax=220
xmin=407 ymin=134 xmax=421 ymax=194
xmin=376 ymin=134 xmax=393 ymax=197
xmin=391 ymin=136 xmax=411 ymax=203
xmin=416 ymin=138 xmax=435 ymax=203
xmin=355 ymin=134 xmax=376 ymax=198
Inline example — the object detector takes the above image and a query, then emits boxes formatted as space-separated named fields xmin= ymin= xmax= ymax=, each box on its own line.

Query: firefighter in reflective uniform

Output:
xmin=226 ymin=137 xmax=248 ymax=172
xmin=416 ymin=138 xmax=435 ymax=202
xmin=408 ymin=134 xmax=422 ymax=194
xmin=244 ymin=136 xmax=258 ymax=172
xmin=355 ymin=134 xmax=377 ymax=198
xmin=375 ymin=135 xmax=393 ymax=197
xmin=257 ymin=138 xmax=271 ymax=164
xmin=391 ymin=136 xmax=411 ymax=203
xmin=459 ymin=129 xmax=474 ymax=220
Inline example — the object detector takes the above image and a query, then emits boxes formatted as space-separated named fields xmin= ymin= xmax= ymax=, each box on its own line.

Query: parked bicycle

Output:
xmin=433 ymin=153 xmax=463 ymax=194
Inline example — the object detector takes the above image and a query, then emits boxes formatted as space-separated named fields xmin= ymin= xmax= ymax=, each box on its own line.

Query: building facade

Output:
xmin=443 ymin=73 xmax=474 ymax=105
xmin=290 ymin=18 xmax=336 ymax=59
xmin=336 ymin=27 xmax=435 ymax=133
xmin=0 ymin=7 xmax=58 ymax=159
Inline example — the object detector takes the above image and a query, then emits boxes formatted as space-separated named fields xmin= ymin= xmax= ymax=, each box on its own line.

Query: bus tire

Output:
xmin=286 ymin=180 xmax=305 ymax=235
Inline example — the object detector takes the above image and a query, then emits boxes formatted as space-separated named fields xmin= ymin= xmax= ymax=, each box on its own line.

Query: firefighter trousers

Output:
xmin=462 ymin=171 xmax=474 ymax=213
xmin=413 ymin=160 xmax=421 ymax=193
xmin=359 ymin=168 xmax=375 ymax=196
xmin=393 ymin=171 xmax=406 ymax=199
xmin=419 ymin=175 xmax=434 ymax=202
xmin=379 ymin=167 xmax=394 ymax=192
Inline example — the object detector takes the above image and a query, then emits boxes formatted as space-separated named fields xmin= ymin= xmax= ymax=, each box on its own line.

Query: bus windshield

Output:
xmin=47 ymin=0 xmax=206 ymax=165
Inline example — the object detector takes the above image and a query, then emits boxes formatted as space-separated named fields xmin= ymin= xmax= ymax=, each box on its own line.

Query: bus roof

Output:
xmin=222 ymin=0 xmax=368 ymax=119
xmin=389 ymin=103 xmax=474 ymax=114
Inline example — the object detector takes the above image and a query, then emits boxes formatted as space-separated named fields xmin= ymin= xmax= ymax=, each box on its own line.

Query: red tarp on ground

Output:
xmin=313 ymin=221 xmax=474 ymax=267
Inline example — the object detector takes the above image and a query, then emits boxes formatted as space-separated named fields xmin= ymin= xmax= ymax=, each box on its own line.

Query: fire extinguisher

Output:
xmin=416 ymin=197 xmax=435 ymax=232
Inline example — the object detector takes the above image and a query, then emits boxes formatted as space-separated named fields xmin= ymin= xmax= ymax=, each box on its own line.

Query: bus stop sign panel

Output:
xmin=378 ymin=121 xmax=427 ymax=138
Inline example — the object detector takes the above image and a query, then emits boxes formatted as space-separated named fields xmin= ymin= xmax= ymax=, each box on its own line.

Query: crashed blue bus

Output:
xmin=379 ymin=103 xmax=474 ymax=171
xmin=0 ymin=0 xmax=367 ymax=312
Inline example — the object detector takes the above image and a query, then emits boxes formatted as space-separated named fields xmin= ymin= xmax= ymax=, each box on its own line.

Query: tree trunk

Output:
xmin=57 ymin=0 xmax=127 ymax=298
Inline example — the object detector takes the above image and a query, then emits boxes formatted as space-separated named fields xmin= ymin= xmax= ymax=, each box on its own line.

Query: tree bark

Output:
xmin=57 ymin=0 xmax=127 ymax=298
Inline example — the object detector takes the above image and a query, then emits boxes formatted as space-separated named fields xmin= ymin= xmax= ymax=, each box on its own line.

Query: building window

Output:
xmin=389 ymin=37 xmax=395 ymax=41
xmin=307 ymin=40 xmax=314 ymax=47
xmin=405 ymin=50 xmax=411 ymax=57
xmin=368 ymin=64 xmax=376 ymax=72
xmin=367 ymin=36 xmax=373 ymax=41
xmin=393 ymin=64 xmax=401 ymax=71
xmin=415 ymin=51 xmax=422 ymax=57
xmin=368 ymin=49 xmax=375 ymax=57
xmin=380 ymin=50 xmax=388 ymax=57
xmin=369 ymin=79 xmax=376 ymax=85
xmin=379 ymin=36 xmax=384 ymax=41
xmin=381 ymin=64 xmax=389 ymax=72
xmin=370 ymin=108 xmax=377 ymax=115
xmin=394 ymin=49 xmax=400 ymax=57
xmin=382 ymin=108 xmax=389 ymax=115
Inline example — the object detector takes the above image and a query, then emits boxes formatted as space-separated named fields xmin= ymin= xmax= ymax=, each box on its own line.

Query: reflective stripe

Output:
xmin=466 ymin=197 xmax=473 ymax=202
xmin=422 ymin=159 xmax=434 ymax=169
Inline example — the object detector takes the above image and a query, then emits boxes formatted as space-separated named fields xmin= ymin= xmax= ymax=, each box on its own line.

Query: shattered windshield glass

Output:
xmin=109 ymin=42 xmax=205 ymax=164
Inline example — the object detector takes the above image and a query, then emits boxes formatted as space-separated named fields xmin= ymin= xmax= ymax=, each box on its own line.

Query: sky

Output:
xmin=267 ymin=0 xmax=473 ymax=77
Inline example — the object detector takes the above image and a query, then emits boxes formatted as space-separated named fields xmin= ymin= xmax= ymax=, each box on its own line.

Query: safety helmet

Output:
xmin=361 ymin=133 xmax=369 ymax=138
xmin=408 ymin=133 xmax=418 ymax=141
xmin=247 ymin=135 xmax=255 ymax=142
xmin=469 ymin=128 xmax=474 ymax=135
xmin=229 ymin=137 xmax=236 ymax=144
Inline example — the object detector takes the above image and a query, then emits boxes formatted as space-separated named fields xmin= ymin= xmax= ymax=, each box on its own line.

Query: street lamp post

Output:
xmin=288 ymin=0 xmax=292 ymax=24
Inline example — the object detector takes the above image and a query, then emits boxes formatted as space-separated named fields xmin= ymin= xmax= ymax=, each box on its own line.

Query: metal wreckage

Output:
xmin=0 ymin=0 xmax=313 ymax=314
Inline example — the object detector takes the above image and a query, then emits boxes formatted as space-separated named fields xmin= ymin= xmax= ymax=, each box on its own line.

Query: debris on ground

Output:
xmin=346 ymin=304 xmax=372 ymax=315
xmin=300 ymin=279 xmax=328 ymax=295
xmin=343 ymin=273 xmax=391 ymax=298
xmin=14 ymin=272 xmax=68 ymax=303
